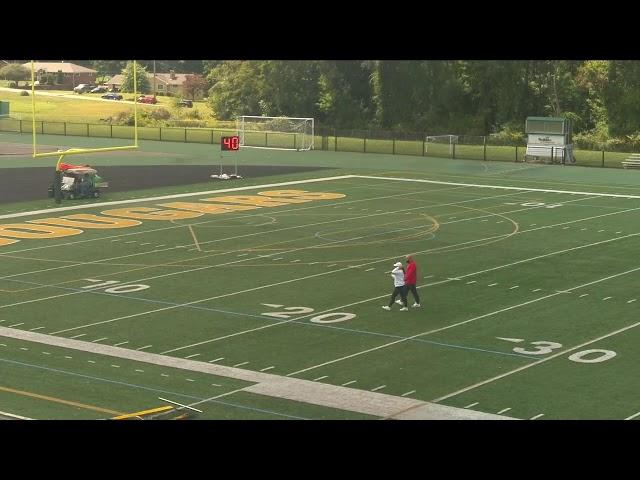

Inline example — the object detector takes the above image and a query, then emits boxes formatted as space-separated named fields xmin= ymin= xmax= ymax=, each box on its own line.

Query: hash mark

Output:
xmin=313 ymin=375 xmax=329 ymax=381
xmin=530 ymin=413 xmax=545 ymax=420
xmin=260 ymin=366 xmax=275 ymax=372
xmin=341 ymin=380 xmax=357 ymax=386
xmin=401 ymin=390 xmax=416 ymax=397
xmin=627 ymin=299 xmax=637 ymax=304
xmin=464 ymin=402 xmax=479 ymax=408
xmin=371 ymin=385 xmax=386 ymax=392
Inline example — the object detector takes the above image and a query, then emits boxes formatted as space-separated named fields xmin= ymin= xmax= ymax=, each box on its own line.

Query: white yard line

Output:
xmin=209 ymin=357 xmax=224 ymax=363
xmin=497 ymin=407 xmax=512 ymax=414
xmin=185 ymin=353 xmax=201 ymax=359
xmin=401 ymin=390 xmax=416 ymax=397
xmin=136 ymin=345 xmax=153 ymax=351
xmin=341 ymin=380 xmax=357 ymax=386
xmin=530 ymin=414 xmax=545 ymax=420
xmin=625 ymin=411 xmax=640 ymax=420
xmin=371 ymin=385 xmax=386 ymax=392
xmin=433 ymin=319 xmax=640 ymax=403
xmin=286 ymin=264 xmax=640 ymax=378
xmin=233 ymin=361 xmax=249 ymax=367
xmin=165 ymin=226 xmax=640 ymax=355
xmin=627 ymin=299 xmax=637 ymax=304
xmin=113 ymin=341 xmax=128 ymax=346
xmin=259 ymin=366 xmax=275 ymax=372
xmin=464 ymin=402 xmax=479 ymax=408
xmin=313 ymin=375 xmax=328 ymax=381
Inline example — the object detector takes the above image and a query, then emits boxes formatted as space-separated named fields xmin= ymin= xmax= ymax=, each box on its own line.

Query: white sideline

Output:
xmin=0 ymin=175 xmax=357 ymax=220
xmin=0 ymin=326 xmax=512 ymax=420
xmin=356 ymin=175 xmax=640 ymax=199
xmin=0 ymin=410 xmax=32 ymax=420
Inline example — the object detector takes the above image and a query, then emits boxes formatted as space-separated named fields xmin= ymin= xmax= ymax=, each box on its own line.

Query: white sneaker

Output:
xmin=400 ymin=307 xmax=409 ymax=311
xmin=413 ymin=303 xmax=421 ymax=308
xmin=395 ymin=300 xmax=403 ymax=305
xmin=382 ymin=306 xmax=391 ymax=311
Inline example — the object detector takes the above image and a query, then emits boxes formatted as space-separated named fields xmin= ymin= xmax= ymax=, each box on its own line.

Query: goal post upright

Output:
xmin=30 ymin=59 xmax=140 ymax=166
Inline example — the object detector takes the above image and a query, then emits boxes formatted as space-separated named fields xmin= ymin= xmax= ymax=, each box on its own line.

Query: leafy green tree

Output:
xmin=0 ymin=64 xmax=30 ymax=86
xmin=120 ymin=62 xmax=150 ymax=94
xmin=207 ymin=61 xmax=265 ymax=120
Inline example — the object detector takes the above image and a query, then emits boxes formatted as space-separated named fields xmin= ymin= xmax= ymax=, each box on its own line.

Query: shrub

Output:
xmin=19 ymin=90 xmax=29 ymax=96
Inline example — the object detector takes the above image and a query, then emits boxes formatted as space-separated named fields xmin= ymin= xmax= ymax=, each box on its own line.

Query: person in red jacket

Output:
xmin=399 ymin=255 xmax=421 ymax=308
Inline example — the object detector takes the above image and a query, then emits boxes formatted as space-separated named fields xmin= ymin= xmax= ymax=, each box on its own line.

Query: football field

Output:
xmin=2 ymin=149 xmax=640 ymax=419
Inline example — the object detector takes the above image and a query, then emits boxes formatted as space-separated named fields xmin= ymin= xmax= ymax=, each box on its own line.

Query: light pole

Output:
xmin=153 ymin=60 xmax=156 ymax=99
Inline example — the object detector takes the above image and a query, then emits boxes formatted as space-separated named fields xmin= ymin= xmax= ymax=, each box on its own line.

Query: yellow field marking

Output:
xmin=187 ymin=225 xmax=201 ymax=252
xmin=111 ymin=405 xmax=173 ymax=420
xmin=0 ymin=213 xmax=438 ymax=293
xmin=0 ymin=385 xmax=124 ymax=416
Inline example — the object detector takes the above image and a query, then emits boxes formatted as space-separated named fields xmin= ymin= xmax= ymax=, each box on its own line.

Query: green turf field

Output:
xmin=2 ymin=132 xmax=640 ymax=420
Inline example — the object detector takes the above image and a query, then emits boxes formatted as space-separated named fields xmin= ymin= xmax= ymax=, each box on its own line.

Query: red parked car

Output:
xmin=137 ymin=95 xmax=157 ymax=104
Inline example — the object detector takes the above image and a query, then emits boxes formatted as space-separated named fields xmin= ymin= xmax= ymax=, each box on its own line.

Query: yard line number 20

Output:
xmin=260 ymin=304 xmax=356 ymax=323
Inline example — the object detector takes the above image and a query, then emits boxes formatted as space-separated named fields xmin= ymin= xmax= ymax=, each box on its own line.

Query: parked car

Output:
xmin=90 ymin=86 xmax=108 ymax=93
xmin=177 ymin=99 xmax=193 ymax=108
xmin=101 ymin=93 xmax=123 ymax=100
xmin=73 ymin=84 xmax=96 ymax=94
xmin=137 ymin=95 xmax=157 ymax=104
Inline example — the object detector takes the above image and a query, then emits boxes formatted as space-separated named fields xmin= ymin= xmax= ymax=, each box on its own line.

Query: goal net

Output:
xmin=425 ymin=134 xmax=458 ymax=156
xmin=237 ymin=116 xmax=314 ymax=151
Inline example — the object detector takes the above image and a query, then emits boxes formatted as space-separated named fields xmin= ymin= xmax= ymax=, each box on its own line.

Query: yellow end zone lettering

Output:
xmin=27 ymin=214 xmax=142 ymax=229
xmin=258 ymin=190 xmax=346 ymax=201
xmin=0 ymin=223 xmax=83 ymax=239
xmin=202 ymin=195 xmax=291 ymax=207
xmin=101 ymin=207 xmax=204 ymax=221
xmin=158 ymin=202 xmax=259 ymax=214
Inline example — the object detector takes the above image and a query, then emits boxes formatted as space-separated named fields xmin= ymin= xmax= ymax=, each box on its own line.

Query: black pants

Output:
xmin=406 ymin=284 xmax=420 ymax=304
xmin=389 ymin=286 xmax=407 ymax=307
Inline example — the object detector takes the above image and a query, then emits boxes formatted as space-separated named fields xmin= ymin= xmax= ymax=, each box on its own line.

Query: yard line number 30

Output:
xmin=497 ymin=337 xmax=617 ymax=363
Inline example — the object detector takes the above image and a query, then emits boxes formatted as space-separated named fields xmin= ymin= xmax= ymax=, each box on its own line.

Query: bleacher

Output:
xmin=621 ymin=153 xmax=640 ymax=169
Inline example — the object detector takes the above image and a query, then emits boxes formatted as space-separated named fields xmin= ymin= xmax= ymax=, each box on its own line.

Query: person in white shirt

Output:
xmin=382 ymin=262 xmax=409 ymax=311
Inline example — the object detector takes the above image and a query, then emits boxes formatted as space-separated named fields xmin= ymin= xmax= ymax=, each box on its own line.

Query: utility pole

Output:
xmin=153 ymin=60 xmax=156 ymax=99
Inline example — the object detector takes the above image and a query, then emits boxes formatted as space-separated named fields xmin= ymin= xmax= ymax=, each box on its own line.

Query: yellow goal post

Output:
xmin=30 ymin=60 xmax=139 ymax=172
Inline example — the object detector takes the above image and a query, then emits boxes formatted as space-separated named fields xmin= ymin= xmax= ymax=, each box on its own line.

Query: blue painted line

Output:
xmin=4 ymin=279 xmax=538 ymax=361
xmin=0 ymin=356 xmax=307 ymax=420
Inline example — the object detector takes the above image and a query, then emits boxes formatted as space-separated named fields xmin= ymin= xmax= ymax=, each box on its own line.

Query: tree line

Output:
xmin=4 ymin=60 xmax=640 ymax=147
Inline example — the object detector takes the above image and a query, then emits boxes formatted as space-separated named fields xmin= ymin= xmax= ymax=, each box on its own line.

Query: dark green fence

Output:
xmin=1 ymin=117 xmax=637 ymax=169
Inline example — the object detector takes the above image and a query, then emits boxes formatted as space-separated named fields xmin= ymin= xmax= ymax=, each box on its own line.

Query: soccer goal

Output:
xmin=237 ymin=116 xmax=314 ymax=151
xmin=425 ymin=134 xmax=458 ymax=156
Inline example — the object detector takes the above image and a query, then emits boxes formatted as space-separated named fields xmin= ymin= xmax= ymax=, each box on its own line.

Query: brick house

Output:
xmin=106 ymin=71 xmax=201 ymax=98
xmin=23 ymin=62 xmax=97 ymax=89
